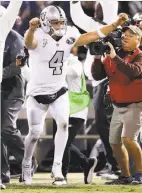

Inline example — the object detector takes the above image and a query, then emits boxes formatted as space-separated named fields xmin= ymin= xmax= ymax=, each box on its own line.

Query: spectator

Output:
xmin=1 ymin=28 xmax=25 ymax=184
xmin=0 ymin=1 xmax=23 ymax=188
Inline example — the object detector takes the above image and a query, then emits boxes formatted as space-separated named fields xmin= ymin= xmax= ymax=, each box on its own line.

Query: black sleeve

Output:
xmin=91 ymin=58 xmax=107 ymax=80
xmin=2 ymin=32 xmax=24 ymax=79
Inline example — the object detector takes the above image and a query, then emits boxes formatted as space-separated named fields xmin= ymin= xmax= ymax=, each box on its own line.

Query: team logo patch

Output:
xmin=42 ymin=39 xmax=48 ymax=47
xmin=48 ymin=93 xmax=57 ymax=100
xmin=66 ymin=37 xmax=76 ymax=44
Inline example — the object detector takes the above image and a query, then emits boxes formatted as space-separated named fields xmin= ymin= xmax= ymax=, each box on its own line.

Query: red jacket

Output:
xmin=103 ymin=48 xmax=142 ymax=103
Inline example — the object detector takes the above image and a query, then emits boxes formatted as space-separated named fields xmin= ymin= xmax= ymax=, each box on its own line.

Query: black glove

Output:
xmin=16 ymin=47 xmax=29 ymax=67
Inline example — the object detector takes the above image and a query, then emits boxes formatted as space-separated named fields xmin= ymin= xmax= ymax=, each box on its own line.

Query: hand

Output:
xmin=29 ymin=17 xmax=40 ymax=31
xmin=16 ymin=53 xmax=26 ymax=67
xmin=106 ymin=42 xmax=116 ymax=59
xmin=16 ymin=58 xmax=22 ymax=67
xmin=115 ymin=13 xmax=129 ymax=26
xmin=16 ymin=54 xmax=23 ymax=67
xmin=15 ymin=16 xmax=22 ymax=25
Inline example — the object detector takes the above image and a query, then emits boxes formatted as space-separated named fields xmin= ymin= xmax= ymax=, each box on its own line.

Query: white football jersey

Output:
xmin=26 ymin=26 xmax=80 ymax=96
xmin=0 ymin=0 xmax=22 ymax=83
xmin=65 ymin=54 xmax=88 ymax=120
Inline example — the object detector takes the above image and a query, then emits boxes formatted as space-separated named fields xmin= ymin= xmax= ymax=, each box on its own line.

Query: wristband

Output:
xmin=96 ymin=28 xmax=106 ymax=38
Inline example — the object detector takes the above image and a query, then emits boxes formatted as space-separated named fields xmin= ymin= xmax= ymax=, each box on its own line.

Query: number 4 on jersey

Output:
xmin=49 ymin=51 xmax=64 ymax=75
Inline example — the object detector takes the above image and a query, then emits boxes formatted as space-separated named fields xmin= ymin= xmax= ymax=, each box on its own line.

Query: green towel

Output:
xmin=68 ymin=73 xmax=90 ymax=115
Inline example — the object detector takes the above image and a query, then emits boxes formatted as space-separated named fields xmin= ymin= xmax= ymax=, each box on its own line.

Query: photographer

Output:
xmin=91 ymin=25 xmax=142 ymax=185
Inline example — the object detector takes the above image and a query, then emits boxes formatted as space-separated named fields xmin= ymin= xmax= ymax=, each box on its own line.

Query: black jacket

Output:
xmin=2 ymin=30 xmax=25 ymax=100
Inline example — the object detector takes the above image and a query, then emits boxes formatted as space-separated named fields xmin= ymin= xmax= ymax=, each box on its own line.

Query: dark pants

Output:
xmin=92 ymin=79 xmax=118 ymax=171
xmin=53 ymin=117 xmax=86 ymax=177
xmin=1 ymin=96 xmax=24 ymax=182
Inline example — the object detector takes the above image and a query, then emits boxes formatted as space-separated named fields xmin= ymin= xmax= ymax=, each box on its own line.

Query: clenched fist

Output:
xmin=29 ymin=17 xmax=40 ymax=31
xmin=115 ymin=13 xmax=129 ymax=26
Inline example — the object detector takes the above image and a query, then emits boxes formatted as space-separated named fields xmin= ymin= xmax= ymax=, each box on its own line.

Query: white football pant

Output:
xmin=23 ymin=92 xmax=69 ymax=166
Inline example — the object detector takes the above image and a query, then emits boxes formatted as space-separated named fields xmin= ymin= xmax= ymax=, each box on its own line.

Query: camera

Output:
xmin=88 ymin=28 xmax=122 ymax=55
xmin=88 ymin=13 xmax=142 ymax=55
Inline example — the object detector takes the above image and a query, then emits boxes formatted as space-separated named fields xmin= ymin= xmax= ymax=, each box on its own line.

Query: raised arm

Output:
xmin=100 ymin=1 xmax=118 ymax=24
xmin=1 ymin=0 xmax=23 ymax=38
xmin=24 ymin=17 xmax=39 ymax=50
xmin=70 ymin=1 xmax=101 ymax=32
xmin=74 ymin=13 xmax=128 ymax=47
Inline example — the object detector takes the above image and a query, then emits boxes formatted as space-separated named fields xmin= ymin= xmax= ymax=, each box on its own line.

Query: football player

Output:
xmin=16 ymin=50 xmax=97 ymax=185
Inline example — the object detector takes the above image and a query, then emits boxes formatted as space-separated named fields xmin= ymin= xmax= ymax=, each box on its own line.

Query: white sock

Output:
xmin=23 ymin=126 xmax=41 ymax=164
xmin=23 ymin=135 xmax=36 ymax=164
xmin=54 ymin=125 xmax=68 ymax=164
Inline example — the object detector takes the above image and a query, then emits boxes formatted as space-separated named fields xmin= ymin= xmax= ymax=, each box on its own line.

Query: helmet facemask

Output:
xmin=48 ymin=19 xmax=67 ymax=37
